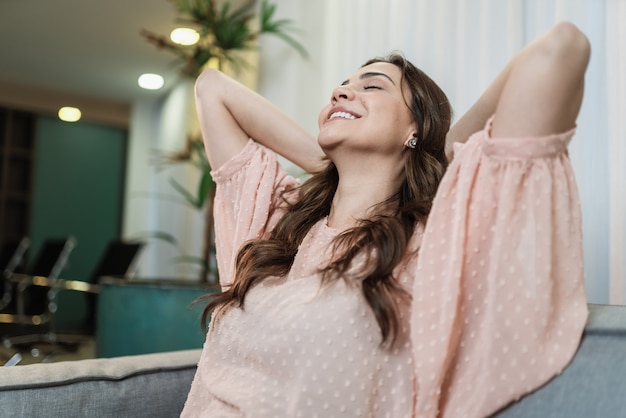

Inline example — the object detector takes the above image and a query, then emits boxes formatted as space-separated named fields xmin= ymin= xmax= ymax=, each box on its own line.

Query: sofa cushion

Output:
xmin=496 ymin=304 xmax=626 ymax=417
xmin=0 ymin=349 xmax=201 ymax=418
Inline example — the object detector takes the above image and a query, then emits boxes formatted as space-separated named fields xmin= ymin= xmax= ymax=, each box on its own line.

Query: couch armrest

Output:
xmin=0 ymin=349 xmax=201 ymax=418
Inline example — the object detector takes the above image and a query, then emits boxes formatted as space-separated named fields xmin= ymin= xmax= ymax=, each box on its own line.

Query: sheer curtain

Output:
xmin=606 ymin=0 xmax=626 ymax=304
xmin=259 ymin=0 xmax=625 ymax=304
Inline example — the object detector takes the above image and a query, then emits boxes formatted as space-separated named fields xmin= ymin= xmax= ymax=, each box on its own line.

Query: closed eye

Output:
xmin=364 ymin=85 xmax=383 ymax=90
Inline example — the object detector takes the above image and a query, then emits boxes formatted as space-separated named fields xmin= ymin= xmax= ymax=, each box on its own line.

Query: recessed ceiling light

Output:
xmin=138 ymin=73 xmax=164 ymax=90
xmin=170 ymin=27 xmax=200 ymax=46
xmin=58 ymin=106 xmax=81 ymax=122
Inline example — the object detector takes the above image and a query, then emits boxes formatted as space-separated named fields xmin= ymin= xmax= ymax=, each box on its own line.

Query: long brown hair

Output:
xmin=202 ymin=54 xmax=452 ymax=347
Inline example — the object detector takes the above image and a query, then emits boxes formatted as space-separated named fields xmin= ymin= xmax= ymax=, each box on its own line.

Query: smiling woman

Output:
xmin=183 ymin=22 xmax=590 ymax=418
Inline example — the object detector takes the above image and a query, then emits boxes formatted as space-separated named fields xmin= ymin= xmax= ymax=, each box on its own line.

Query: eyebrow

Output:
xmin=341 ymin=71 xmax=396 ymax=86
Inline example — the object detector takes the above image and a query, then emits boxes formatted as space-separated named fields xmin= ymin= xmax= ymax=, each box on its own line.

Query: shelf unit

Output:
xmin=0 ymin=107 xmax=36 ymax=248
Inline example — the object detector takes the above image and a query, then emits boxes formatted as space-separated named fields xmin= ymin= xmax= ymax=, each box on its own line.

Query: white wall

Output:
xmin=122 ymin=80 xmax=204 ymax=280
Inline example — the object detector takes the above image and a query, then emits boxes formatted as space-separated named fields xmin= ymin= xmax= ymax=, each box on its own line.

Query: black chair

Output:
xmin=89 ymin=240 xmax=144 ymax=283
xmin=1 ymin=237 xmax=77 ymax=364
xmin=1 ymin=239 xmax=143 ymax=365
xmin=1 ymin=237 xmax=76 ymax=324
xmin=20 ymin=238 xmax=77 ymax=317
xmin=0 ymin=237 xmax=30 ymax=312
xmin=84 ymin=240 xmax=144 ymax=333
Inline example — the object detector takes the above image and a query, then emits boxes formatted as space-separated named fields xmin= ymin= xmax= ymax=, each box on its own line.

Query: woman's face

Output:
xmin=317 ymin=62 xmax=416 ymax=156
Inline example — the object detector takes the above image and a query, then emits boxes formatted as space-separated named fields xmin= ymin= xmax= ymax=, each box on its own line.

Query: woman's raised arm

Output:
xmin=446 ymin=22 xmax=590 ymax=158
xmin=194 ymin=68 xmax=326 ymax=172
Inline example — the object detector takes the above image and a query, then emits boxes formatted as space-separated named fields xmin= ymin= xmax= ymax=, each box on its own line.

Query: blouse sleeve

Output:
xmin=211 ymin=139 xmax=299 ymax=290
xmin=411 ymin=117 xmax=588 ymax=417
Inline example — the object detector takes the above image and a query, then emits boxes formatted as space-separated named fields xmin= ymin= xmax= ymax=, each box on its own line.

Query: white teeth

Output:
xmin=329 ymin=111 xmax=356 ymax=120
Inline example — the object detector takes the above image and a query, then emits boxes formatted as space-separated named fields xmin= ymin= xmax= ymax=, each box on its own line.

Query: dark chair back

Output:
xmin=89 ymin=241 xmax=144 ymax=283
xmin=29 ymin=238 xmax=76 ymax=279
xmin=84 ymin=241 xmax=144 ymax=334
xmin=1 ymin=238 xmax=30 ymax=279
xmin=0 ymin=237 xmax=30 ymax=309
xmin=25 ymin=237 xmax=76 ymax=315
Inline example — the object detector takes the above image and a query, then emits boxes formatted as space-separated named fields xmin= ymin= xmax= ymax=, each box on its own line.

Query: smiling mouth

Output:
xmin=328 ymin=111 xmax=358 ymax=121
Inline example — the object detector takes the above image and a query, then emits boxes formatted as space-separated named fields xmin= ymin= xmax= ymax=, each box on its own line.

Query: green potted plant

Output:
xmin=142 ymin=0 xmax=307 ymax=76
xmin=142 ymin=0 xmax=307 ymax=283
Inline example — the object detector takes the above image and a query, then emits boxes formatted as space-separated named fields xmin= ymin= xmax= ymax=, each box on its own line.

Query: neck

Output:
xmin=327 ymin=158 xmax=404 ymax=231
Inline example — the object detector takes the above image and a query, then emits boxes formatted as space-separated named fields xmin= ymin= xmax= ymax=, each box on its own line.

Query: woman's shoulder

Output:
xmin=211 ymin=139 xmax=264 ymax=182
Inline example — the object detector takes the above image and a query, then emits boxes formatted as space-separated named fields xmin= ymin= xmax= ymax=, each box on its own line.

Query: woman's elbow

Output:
xmin=194 ymin=68 xmax=223 ymax=100
xmin=546 ymin=22 xmax=591 ymax=68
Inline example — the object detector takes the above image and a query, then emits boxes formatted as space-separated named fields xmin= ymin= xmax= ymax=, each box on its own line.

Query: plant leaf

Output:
xmin=196 ymin=170 xmax=213 ymax=208
xmin=259 ymin=0 xmax=308 ymax=58
xmin=131 ymin=230 xmax=180 ymax=248
xmin=169 ymin=177 xmax=201 ymax=209
xmin=172 ymin=255 xmax=210 ymax=269
xmin=145 ymin=0 xmax=309 ymax=79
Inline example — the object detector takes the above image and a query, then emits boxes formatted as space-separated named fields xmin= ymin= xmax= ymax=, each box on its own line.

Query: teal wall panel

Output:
xmin=96 ymin=280 xmax=216 ymax=357
xmin=30 ymin=116 xmax=127 ymax=330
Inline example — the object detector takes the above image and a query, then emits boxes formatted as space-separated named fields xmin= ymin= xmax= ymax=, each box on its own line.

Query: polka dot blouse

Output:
xmin=181 ymin=117 xmax=587 ymax=417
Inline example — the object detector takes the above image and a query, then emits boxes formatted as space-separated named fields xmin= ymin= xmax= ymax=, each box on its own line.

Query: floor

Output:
xmin=1 ymin=328 xmax=96 ymax=366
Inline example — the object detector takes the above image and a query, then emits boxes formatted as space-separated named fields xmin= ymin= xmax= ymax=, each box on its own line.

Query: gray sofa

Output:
xmin=0 ymin=304 xmax=624 ymax=417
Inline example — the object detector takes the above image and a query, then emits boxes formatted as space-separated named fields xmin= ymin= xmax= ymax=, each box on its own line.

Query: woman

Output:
xmin=182 ymin=22 xmax=590 ymax=417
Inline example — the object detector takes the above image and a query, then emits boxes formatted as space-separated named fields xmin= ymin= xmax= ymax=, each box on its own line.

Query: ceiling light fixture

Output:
xmin=58 ymin=106 xmax=81 ymax=122
xmin=138 ymin=73 xmax=164 ymax=90
xmin=170 ymin=27 xmax=200 ymax=46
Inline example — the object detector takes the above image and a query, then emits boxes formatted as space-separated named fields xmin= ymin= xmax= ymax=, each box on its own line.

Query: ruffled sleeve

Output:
xmin=411 ymin=118 xmax=588 ymax=417
xmin=211 ymin=139 xmax=299 ymax=290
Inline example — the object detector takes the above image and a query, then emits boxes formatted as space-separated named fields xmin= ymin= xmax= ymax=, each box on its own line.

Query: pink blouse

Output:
xmin=181 ymin=118 xmax=587 ymax=417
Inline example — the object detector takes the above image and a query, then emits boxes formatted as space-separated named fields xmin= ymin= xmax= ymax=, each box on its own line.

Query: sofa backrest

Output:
xmin=0 ymin=349 xmax=201 ymax=418
xmin=497 ymin=303 xmax=626 ymax=416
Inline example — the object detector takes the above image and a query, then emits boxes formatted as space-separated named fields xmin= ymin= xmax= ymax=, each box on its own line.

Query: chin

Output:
xmin=317 ymin=131 xmax=341 ymax=153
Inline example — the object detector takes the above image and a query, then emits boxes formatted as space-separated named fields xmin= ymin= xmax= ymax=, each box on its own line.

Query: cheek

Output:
xmin=318 ymin=105 xmax=331 ymax=128
xmin=395 ymin=107 xmax=416 ymax=134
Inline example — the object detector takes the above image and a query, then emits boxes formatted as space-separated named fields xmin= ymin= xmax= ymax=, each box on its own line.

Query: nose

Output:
xmin=331 ymin=84 xmax=355 ymax=103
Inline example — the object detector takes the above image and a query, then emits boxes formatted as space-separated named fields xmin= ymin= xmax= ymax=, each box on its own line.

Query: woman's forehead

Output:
xmin=347 ymin=62 xmax=402 ymax=84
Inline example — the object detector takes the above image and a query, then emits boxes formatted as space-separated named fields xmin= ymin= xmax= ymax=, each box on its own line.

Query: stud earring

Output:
xmin=404 ymin=135 xmax=418 ymax=149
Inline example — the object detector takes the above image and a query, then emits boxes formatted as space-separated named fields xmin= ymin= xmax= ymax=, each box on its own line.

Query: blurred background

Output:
xmin=0 ymin=0 xmax=623 ymax=350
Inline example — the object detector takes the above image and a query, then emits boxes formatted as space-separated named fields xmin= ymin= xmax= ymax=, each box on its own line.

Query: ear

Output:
xmin=404 ymin=133 xmax=418 ymax=149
